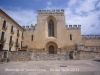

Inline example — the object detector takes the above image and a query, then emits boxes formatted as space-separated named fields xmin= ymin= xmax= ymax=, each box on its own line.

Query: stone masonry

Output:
xmin=0 ymin=50 xmax=100 ymax=62
xmin=0 ymin=9 xmax=100 ymax=61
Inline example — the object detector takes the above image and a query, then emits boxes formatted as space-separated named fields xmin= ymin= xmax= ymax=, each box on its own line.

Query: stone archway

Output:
xmin=45 ymin=41 xmax=58 ymax=54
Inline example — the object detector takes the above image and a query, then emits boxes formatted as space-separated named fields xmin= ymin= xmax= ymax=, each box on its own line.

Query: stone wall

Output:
xmin=0 ymin=50 xmax=100 ymax=62
xmin=84 ymin=46 xmax=100 ymax=52
xmin=0 ymin=50 xmax=34 ymax=62
xmin=79 ymin=51 xmax=100 ymax=59
xmin=0 ymin=50 xmax=70 ymax=61
xmin=0 ymin=51 xmax=3 ymax=61
xmin=82 ymin=35 xmax=100 ymax=48
xmin=34 ymin=54 xmax=69 ymax=61
xmin=8 ymin=51 xmax=34 ymax=61
xmin=72 ymin=50 xmax=100 ymax=60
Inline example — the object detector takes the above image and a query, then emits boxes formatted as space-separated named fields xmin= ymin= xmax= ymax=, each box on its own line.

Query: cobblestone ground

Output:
xmin=0 ymin=60 xmax=100 ymax=75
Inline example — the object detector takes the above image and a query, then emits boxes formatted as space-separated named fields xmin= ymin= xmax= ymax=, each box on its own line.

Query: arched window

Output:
xmin=48 ymin=19 xmax=54 ymax=37
xmin=70 ymin=34 xmax=72 ymax=40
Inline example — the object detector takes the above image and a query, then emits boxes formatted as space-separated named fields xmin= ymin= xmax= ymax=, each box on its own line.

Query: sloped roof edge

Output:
xmin=0 ymin=9 xmax=25 ymax=31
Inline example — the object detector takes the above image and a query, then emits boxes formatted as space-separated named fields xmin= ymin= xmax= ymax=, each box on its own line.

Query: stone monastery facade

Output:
xmin=0 ymin=9 xmax=100 ymax=54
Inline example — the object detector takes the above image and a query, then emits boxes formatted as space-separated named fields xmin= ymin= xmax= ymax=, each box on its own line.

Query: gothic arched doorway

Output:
xmin=49 ymin=45 xmax=54 ymax=54
xmin=45 ymin=41 xmax=58 ymax=54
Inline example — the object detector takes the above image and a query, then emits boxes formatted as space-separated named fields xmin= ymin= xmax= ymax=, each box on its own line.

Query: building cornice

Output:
xmin=0 ymin=9 xmax=25 ymax=31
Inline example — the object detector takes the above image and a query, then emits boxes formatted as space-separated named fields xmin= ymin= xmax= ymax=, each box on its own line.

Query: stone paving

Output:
xmin=0 ymin=60 xmax=100 ymax=75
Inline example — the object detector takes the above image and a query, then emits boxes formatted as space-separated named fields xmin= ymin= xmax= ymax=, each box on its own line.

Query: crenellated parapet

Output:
xmin=82 ymin=35 xmax=100 ymax=39
xmin=22 ymin=24 xmax=36 ymax=31
xmin=66 ymin=25 xmax=81 ymax=30
xmin=38 ymin=9 xmax=64 ymax=14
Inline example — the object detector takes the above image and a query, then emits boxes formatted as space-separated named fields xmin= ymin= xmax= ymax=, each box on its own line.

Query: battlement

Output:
xmin=38 ymin=9 xmax=64 ymax=14
xmin=82 ymin=35 xmax=100 ymax=39
xmin=66 ymin=25 xmax=81 ymax=30
xmin=22 ymin=24 xmax=36 ymax=31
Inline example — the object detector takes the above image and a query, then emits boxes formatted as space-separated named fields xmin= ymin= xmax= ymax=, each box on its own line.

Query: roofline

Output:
xmin=0 ymin=9 xmax=25 ymax=31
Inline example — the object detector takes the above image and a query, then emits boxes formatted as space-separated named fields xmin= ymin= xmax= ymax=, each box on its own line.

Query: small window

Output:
xmin=22 ymin=33 xmax=23 ymax=38
xmin=9 ymin=47 xmax=11 ymax=51
xmin=10 ymin=36 xmax=12 ymax=43
xmin=11 ymin=26 xmax=13 ymax=32
xmin=16 ymin=39 xmax=18 ymax=43
xmin=17 ymin=30 xmax=19 ymax=35
xmin=17 ymin=30 xmax=20 ymax=36
xmin=3 ymin=20 xmax=6 ymax=28
xmin=17 ymin=30 xmax=19 ymax=34
xmin=70 ymin=34 xmax=72 ymax=40
xmin=31 ymin=35 xmax=33 ymax=41
xmin=1 ymin=32 xmax=5 ymax=40
xmin=21 ymin=41 xmax=23 ymax=48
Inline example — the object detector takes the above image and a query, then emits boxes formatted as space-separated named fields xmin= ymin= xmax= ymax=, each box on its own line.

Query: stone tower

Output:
xmin=23 ymin=9 xmax=82 ymax=54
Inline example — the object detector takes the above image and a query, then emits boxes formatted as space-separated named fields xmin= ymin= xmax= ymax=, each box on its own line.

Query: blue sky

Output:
xmin=0 ymin=0 xmax=100 ymax=35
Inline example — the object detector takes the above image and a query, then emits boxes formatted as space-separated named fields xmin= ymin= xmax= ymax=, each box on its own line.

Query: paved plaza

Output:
xmin=0 ymin=60 xmax=100 ymax=75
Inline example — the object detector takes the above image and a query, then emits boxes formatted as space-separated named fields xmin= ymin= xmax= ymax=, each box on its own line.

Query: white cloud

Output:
xmin=68 ymin=0 xmax=78 ymax=6
xmin=75 ymin=0 xmax=98 ymax=13
xmin=65 ymin=0 xmax=100 ymax=35
xmin=44 ymin=0 xmax=100 ymax=34
xmin=1 ymin=0 xmax=100 ymax=35
xmin=4 ymin=8 xmax=37 ymax=26
xmin=96 ymin=1 xmax=100 ymax=7
xmin=47 ymin=1 xmax=52 ymax=6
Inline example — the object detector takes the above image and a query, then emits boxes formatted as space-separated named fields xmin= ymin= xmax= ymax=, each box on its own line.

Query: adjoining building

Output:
xmin=0 ymin=9 xmax=25 ymax=51
xmin=0 ymin=9 xmax=100 ymax=54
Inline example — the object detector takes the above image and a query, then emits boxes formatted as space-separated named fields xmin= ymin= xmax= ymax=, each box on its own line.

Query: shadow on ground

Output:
xmin=93 ymin=59 xmax=100 ymax=62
